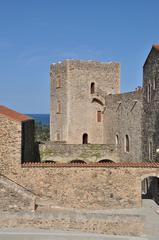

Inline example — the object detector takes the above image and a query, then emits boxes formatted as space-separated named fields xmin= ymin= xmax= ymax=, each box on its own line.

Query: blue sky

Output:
xmin=0 ymin=0 xmax=159 ymax=113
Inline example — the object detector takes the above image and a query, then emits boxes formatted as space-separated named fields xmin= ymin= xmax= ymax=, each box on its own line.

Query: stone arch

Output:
xmin=70 ymin=160 xmax=87 ymax=164
xmin=92 ymin=98 xmax=104 ymax=106
xmin=141 ymin=173 xmax=159 ymax=181
xmin=98 ymin=159 xmax=114 ymax=163
xmin=141 ymin=173 xmax=159 ymax=205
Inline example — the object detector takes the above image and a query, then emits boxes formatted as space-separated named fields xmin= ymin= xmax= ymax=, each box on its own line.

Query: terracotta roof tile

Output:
xmin=22 ymin=162 xmax=159 ymax=168
xmin=0 ymin=105 xmax=31 ymax=122
xmin=153 ymin=44 xmax=159 ymax=51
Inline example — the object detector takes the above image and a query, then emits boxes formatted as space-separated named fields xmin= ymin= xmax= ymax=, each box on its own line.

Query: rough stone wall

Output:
xmin=50 ymin=60 xmax=120 ymax=144
xmin=142 ymin=47 xmax=159 ymax=161
xmin=0 ymin=114 xmax=22 ymax=174
xmin=103 ymin=90 xmax=143 ymax=162
xmin=5 ymin=166 xmax=158 ymax=210
xmin=39 ymin=142 xmax=119 ymax=163
xmin=0 ymin=175 xmax=35 ymax=212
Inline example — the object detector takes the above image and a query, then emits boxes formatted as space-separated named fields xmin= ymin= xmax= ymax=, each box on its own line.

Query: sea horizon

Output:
xmin=26 ymin=113 xmax=50 ymax=126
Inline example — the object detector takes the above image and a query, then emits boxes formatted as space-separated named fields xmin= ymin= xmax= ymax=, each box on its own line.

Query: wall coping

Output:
xmin=22 ymin=162 xmax=159 ymax=168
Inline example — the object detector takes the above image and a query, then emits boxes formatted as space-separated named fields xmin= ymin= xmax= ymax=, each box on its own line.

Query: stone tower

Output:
xmin=50 ymin=60 xmax=120 ymax=144
xmin=142 ymin=45 xmax=159 ymax=161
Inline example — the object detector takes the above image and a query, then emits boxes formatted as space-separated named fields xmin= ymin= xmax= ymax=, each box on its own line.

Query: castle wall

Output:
xmin=50 ymin=62 xmax=68 ymax=142
xmin=67 ymin=60 xmax=120 ymax=144
xmin=39 ymin=142 xmax=119 ymax=163
xmin=3 ymin=164 xmax=159 ymax=211
xmin=104 ymin=90 xmax=143 ymax=162
xmin=50 ymin=60 xmax=120 ymax=144
xmin=142 ymin=47 xmax=159 ymax=161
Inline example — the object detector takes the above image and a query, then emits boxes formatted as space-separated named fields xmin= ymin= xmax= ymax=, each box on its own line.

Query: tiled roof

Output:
xmin=22 ymin=162 xmax=159 ymax=168
xmin=0 ymin=105 xmax=31 ymax=122
xmin=153 ymin=45 xmax=159 ymax=51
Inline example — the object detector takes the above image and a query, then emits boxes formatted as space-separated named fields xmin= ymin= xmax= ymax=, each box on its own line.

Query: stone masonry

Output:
xmin=50 ymin=60 xmax=120 ymax=144
xmin=39 ymin=142 xmax=119 ymax=163
xmin=0 ymin=105 xmax=35 ymax=176
xmin=104 ymin=90 xmax=143 ymax=162
xmin=142 ymin=45 xmax=159 ymax=162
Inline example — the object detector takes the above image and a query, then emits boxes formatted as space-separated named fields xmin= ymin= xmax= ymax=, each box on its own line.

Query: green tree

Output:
xmin=35 ymin=121 xmax=50 ymax=142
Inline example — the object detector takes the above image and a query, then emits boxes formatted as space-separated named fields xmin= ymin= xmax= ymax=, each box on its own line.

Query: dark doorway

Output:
xmin=83 ymin=133 xmax=88 ymax=144
xmin=142 ymin=176 xmax=159 ymax=205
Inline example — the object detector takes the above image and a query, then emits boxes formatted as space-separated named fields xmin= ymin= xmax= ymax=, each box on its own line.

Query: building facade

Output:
xmin=50 ymin=45 xmax=159 ymax=162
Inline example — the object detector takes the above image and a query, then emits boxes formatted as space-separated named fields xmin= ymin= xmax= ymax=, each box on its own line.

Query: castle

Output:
xmin=48 ymin=44 xmax=159 ymax=163
xmin=0 ymin=45 xmax=159 ymax=236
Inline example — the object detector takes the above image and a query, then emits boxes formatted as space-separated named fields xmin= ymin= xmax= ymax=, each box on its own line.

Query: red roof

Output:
xmin=153 ymin=44 xmax=159 ymax=51
xmin=0 ymin=105 xmax=31 ymax=122
xmin=22 ymin=161 xmax=159 ymax=168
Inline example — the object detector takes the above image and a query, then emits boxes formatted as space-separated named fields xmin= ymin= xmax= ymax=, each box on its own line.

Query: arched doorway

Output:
xmin=83 ymin=133 xmax=88 ymax=144
xmin=141 ymin=176 xmax=159 ymax=205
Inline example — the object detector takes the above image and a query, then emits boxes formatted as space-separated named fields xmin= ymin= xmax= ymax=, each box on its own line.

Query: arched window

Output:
xmin=83 ymin=133 xmax=88 ymax=144
xmin=149 ymin=140 xmax=153 ymax=161
xmin=57 ymin=101 xmax=61 ymax=113
xmin=56 ymin=132 xmax=60 ymax=141
xmin=56 ymin=78 xmax=61 ymax=88
xmin=97 ymin=110 xmax=102 ymax=122
xmin=115 ymin=134 xmax=119 ymax=147
xmin=125 ymin=134 xmax=129 ymax=152
xmin=147 ymin=83 xmax=151 ymax=102
xmin=153 ymin=78 xmax=156 ymax=90
xmin=91 ymin=82 xmax=95 ymax=94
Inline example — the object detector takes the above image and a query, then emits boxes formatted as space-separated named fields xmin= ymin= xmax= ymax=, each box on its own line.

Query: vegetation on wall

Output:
xmin=35 ymin=121 xmax=50 ymax=142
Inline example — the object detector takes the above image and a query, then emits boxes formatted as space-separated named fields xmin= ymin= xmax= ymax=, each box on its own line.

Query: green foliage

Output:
xmin=35 ymin=121 xmax=50 ymax=142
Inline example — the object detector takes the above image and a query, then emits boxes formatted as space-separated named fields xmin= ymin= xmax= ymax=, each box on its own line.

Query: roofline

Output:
xmin=143 ymin=44 xmax=159 ymax=68
xmin=0 ymin=105 xmax=32 ymax=123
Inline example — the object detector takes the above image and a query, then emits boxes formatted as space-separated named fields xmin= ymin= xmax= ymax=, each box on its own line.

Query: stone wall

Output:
xmin=50 ymin=62 xmax=68 ymax=142
xmin=50 ymin=60 xmax=120 ymax=144
xmin=0 ymin=175 xmax=35 ymax=212
xmin=3 ymin=164 xmax=159 ymax=211
xmin=104 ymin=90 xmax=143 ymax=162
xmin=0 ymin=113 xmax=36 ymax=173
xmin=0 ymin=114 xmax=22 ymax=175
xmin=142 ymin=47 xmax=159 ymax=161
xmin=39 ymin=142 xmax=119 ymax=163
